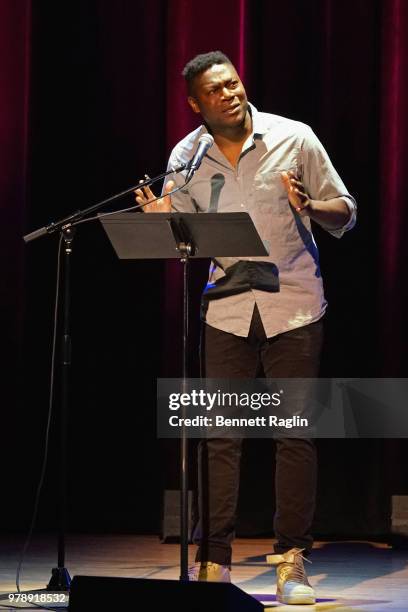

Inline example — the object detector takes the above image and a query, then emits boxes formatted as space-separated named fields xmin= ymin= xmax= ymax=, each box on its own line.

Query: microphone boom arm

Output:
xmin=23 ymin=163 xmax=187 ymax=243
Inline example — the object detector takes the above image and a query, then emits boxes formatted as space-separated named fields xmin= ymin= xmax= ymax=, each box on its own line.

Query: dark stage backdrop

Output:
xmin=1 ymin=0 xmax=407 ymax=538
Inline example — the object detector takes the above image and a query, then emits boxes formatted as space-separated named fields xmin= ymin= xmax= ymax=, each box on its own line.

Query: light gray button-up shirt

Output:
xmin=167 ymin=104 xmax=356 ymax=338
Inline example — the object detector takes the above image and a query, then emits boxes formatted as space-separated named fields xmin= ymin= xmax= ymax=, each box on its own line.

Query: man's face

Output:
xmin=188 ymin=63 xmax=248 ymax=131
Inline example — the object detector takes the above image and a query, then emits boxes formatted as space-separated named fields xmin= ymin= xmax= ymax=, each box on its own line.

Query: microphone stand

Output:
xmin=22 ymin=164 xmax=187 ymax=592
xmin=23 ymin=165 xmax=186 ymax=243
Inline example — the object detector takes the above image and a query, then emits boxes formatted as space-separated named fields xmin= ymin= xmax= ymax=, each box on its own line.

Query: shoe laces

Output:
xmin=278 ymin=549 xmax=311 ymax=584
xmin=188 ymin=561 xmax=229 ymax=581
xmin=205 ymin=562 xmax=223 ymax=572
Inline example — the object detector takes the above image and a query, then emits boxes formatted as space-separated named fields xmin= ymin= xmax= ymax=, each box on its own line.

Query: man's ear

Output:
xmin=188 ymin=96 xmax=200 ymax=114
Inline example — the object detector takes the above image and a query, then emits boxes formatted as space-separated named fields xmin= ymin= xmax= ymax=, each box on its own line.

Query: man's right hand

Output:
xmin=134 ymin=179 xmax=174 ymax=213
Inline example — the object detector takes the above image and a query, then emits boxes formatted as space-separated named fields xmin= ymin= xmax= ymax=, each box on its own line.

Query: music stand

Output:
xmin=99 ymin=211 xmax=268 ymax=580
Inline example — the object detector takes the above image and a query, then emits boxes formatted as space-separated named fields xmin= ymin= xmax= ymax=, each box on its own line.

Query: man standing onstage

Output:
xmin=136 ymin=51 xmax=356 ymax=605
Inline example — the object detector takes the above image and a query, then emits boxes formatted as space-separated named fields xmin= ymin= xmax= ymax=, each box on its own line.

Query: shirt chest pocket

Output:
xmin=252 ymin=167 xmax=297 ymax=217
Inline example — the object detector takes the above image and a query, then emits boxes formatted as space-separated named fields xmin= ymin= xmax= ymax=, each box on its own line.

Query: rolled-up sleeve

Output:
xmin=300 ymin=126 xmax=357 ymax=238
xmin=164 ymin=150 xmax=196 ymax=212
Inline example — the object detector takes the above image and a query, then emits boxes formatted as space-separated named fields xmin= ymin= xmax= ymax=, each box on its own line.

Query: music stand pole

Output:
xmin=179 ymin=243 xmax=191 ymax=581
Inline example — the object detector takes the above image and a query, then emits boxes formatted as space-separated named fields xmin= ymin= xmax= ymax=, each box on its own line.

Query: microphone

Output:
xmin=185 ymin=133 xmax=214 ymax=183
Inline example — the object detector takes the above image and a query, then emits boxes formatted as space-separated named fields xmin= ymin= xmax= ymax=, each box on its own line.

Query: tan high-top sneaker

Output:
xmin=267 ymin=548 xmax=315 ymax=605
xmin=188 ymin=562 xmax=231 ymax=582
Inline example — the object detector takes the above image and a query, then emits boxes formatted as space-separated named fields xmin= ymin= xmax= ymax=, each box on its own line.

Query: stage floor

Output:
xmin=0 ymin=534 xmax=407 ymax=611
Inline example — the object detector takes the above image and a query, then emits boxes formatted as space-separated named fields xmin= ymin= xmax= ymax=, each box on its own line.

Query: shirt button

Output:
xmin=241 ymin=203 xmax=245 ymax=208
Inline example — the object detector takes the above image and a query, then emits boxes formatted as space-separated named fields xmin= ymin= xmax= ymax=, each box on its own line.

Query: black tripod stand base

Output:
xmin=47 ymin=567 xmax=71 ymax=591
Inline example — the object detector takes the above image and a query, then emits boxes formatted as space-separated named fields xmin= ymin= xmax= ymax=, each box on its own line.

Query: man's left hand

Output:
xmin=281 ymin=170 xmax=311 ymax=215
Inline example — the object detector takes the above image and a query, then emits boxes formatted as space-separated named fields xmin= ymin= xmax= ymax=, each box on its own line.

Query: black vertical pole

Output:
xmin=47 ymin=227 xmax=73 ymax=591
xmin=180 ymin=253 xmax=189 ymax=581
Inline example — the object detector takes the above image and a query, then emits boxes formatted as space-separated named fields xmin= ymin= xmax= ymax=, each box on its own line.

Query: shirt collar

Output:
xmin=248 ymin=102 xmax=269 ymax=136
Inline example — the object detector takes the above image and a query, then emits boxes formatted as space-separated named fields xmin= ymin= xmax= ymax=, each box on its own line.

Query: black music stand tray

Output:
xmin=99 ymin=211 xmax=268 ymax=580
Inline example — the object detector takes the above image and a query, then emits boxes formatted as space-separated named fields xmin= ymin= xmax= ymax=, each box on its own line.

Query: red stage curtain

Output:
xmin=0 ymin=0 xmax=31 ymax=389
xmin=380 ymin=0 xmax=408 ymax=374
